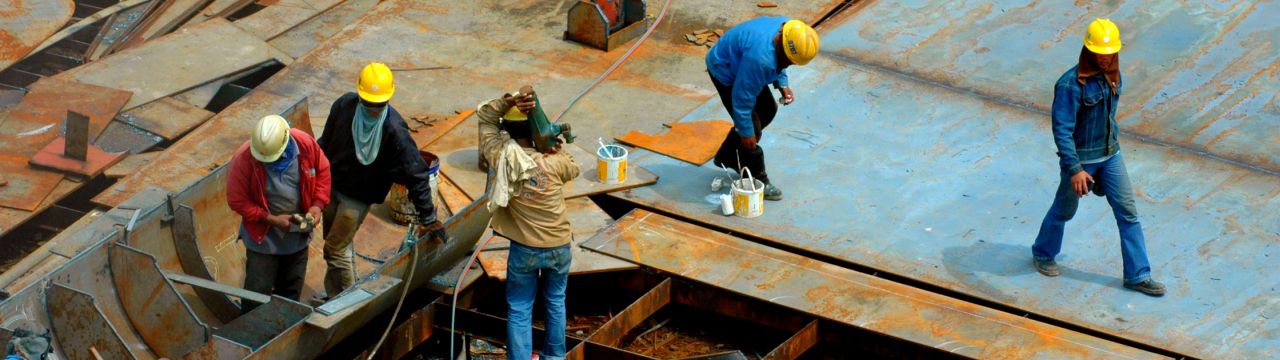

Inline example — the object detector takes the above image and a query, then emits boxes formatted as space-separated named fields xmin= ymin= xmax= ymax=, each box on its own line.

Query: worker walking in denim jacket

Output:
xmin=1032 ymin=19 xmax=1165 ymax=296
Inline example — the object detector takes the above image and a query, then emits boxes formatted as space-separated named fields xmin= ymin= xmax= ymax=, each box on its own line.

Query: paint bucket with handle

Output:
xmin=596 ymin=140 xmax=628 ymax=184
xmin=731 ymin=168 xmax=764 ymax=218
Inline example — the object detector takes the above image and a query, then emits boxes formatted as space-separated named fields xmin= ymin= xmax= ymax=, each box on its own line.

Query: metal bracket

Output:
xmin=315 ymin=289 xmax=374 ymax=316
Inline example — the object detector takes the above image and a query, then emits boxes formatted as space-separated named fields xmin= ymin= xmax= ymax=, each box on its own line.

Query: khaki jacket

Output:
xmin=477 ymin=99 xmax=580 ymax=248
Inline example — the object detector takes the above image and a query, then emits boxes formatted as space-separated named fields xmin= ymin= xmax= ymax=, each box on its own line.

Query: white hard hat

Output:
xmin=251 ymin=115 xmax=291 ymax=162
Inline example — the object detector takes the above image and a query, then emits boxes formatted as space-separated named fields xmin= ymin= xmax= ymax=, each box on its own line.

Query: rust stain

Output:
xmin=0 ymin=30 xmax=25 ymax=60
xmin=615 ymin=120 xmax=734 ymax=165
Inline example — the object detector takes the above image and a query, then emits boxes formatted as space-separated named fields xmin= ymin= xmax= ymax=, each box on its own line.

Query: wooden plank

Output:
xmin=438 ymin=142 xmax=657 ymax=202
xmin=115 ymin=97 xmax=215 ymax=140
xmin=59 ymin=18 xmax=288 ymax=111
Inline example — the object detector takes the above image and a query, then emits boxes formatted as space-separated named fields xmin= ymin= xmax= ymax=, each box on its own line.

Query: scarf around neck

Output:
xmin=268 ymin=137 xmax=297 ymax=172
xmin=1077 ymin=46 xmax=1120 ymax=91
xmin=352 ymin=101 xmax=388 ymax=165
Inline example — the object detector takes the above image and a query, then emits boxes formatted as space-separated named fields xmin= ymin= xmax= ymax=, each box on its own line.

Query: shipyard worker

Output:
xmin=707 ymin=16 xmax=819 ymax=201
xmin=227 ymin=114 xmax=331 ymax=312
xmin=1031 ymin=19 xmax=1165 ymax=296
xmin=316 ymin=62 xmax=446 ymax=298
xmin=476 ymin=85 xmax=580 ymax=360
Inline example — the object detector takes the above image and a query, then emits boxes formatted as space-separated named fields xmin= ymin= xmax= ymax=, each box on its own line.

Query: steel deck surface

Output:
xmin=95 ymin=0 xmax=846 ymax=206
xmin=583 ymin=210 xmax=1166 ymax=359
xmin=614 ymin=2 xmax=1280 ymax=357
xmin=822 ymin=0 xmax=1279 ymax=173
xmin=0 ymin=0 xmax=73 ymax=73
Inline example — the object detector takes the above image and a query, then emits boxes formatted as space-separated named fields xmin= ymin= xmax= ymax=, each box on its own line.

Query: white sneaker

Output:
xmin=710 ymin=176 xmax=724 ymax=192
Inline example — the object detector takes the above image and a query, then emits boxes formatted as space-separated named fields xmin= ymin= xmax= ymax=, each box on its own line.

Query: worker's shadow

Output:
xmin=941 ymin=240 xmax=1114 ymax=303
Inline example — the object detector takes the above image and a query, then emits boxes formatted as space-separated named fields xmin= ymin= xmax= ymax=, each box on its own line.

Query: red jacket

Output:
xmin=227 ymin=128 xmax=331 ymax=244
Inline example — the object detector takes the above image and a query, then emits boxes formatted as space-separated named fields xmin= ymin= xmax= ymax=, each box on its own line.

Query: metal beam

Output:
xmin=164 ymin=271 xmax=270 ymax=306
xmin=588 ymin=278 xmax=670 ymax=347
xmin=763 ymin=320 xmax=819 ymax=360
xmin=581 ymin=210 xmax=1164 ymax=359
xmin=169 ymin=203 xmax=243 ymax=323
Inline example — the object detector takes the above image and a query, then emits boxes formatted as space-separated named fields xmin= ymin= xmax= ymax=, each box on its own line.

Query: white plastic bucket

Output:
xmin=731 ymin=168 xmax=764 ymax=218
xmin=596 ymin=144 xmax=628 ymax=184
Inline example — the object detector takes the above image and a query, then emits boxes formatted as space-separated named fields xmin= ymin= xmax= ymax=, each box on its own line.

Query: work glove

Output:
xmin=414 ymin=216 xmax=448 ymax=243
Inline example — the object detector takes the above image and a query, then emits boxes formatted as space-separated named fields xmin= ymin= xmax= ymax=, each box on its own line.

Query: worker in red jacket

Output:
xmin=227 ymin=114 xmax=331 ymax=312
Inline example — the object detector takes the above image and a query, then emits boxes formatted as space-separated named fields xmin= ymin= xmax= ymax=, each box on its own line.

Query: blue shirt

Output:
xmin=706 ymin=16 xmax=791 ymax=137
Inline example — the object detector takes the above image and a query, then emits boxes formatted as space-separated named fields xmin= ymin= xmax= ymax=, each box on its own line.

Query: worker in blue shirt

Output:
xmin=707 ymin=16 xmax=819 ymax=200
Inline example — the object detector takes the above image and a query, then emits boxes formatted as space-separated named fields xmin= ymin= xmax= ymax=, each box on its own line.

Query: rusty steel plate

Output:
xmin=29 ymin=137 xmax=128 ymax=178
xmin=615 ymin=120 xmax=734 ymax=165
xmin=45 ymin=284 xmax=135 ymax=360
xmin=0 ymin=0 xmax=74 ymax=73
xmin=266 ymin=0 xmax=379 ymax=59
xmin=233 ymin=0 xmax=347 ymax=40
xmin=59 ymin=18 xmax=289 ymax=111
xmin=582 ymin=210 xmax=1165 ymax=359
xmin=115 ymin=97 xmax=215 ymax=140
xmin=0 ymin=156 xmax=60 ymax=211
xmin=3 ymin=77 xmax=134 ymax=145
xmin=613 ymin=1 xmax=1280 ymax=357
xmin=93 ymin=0 xmax=842 ymax=209
xmin=108 ymin=243 xmax=210 ymax=358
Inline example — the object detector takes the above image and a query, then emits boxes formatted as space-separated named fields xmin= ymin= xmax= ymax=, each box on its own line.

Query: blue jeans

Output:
xmin=506 ymin=240 xmax=572 ymax=360
xmin=1033 ymin=153 xmax=1152 ymax=284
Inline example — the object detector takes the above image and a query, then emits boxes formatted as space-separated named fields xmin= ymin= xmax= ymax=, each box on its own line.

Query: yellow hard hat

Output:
xmin=503 ymin=106 xmax=528 ymax=121
xmin=1083 ymin=18 xmax=1122 ymax=55
xmin=781 ymin=20 xmax=820 ymax=66
xmin=356 ymin=62 xmax=395 ymax=103
xmin=251 ymin=114 xmax=291 ymax=163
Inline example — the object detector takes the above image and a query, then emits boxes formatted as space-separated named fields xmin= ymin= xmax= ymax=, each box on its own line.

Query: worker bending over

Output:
xmin=227 ymin=114 xmax=331 ymax=312
xmin=317 ymin=62 xmax=446 ymax=298
xmin=477 ymin=85 xmax=580 ymax=360
xmin=1032 ymin=19 xmax=1164 ymax=296
xmin=706 ymin=16 xmax=819 ymax=200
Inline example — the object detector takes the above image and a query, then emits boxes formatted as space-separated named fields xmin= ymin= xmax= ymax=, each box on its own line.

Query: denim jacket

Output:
xmin=1051 ymin=66 xmax=1122 ymax=175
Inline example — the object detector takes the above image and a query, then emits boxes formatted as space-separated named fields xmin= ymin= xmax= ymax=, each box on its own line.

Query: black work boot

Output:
xmin=763 ymin=183 xmax=783 ymax=201
xmin=1033 ymin=258 xmax=1061 ymax=277
xmin=1124 ymin=279 xmax=1167 ymax=297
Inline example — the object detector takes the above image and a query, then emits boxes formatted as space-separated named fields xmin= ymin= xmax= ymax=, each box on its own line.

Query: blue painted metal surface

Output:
xmin=820 ymin=0 xmax=1280 ymax=172
xmin=614 ymin=1 xmax=1280 ymax=358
